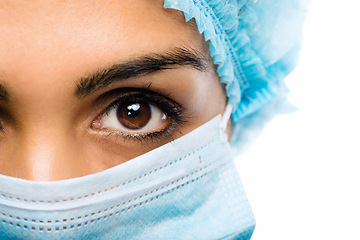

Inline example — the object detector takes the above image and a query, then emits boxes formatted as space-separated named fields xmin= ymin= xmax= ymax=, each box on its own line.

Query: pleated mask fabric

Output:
xmin=0 ymin=106 xmax=255 ymax=240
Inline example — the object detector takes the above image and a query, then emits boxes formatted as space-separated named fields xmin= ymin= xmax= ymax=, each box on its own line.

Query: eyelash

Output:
xmin=97 ymin=88 xmax=189 ymax=143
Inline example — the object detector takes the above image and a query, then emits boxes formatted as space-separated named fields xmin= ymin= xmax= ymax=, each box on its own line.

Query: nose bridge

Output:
xmin=2 ymin=67 xmax=94 ymax=181
xmin=23 ymin=138 xmax=59 ymax=182
xmin=16 ymin=121 xmax=82 ymax=181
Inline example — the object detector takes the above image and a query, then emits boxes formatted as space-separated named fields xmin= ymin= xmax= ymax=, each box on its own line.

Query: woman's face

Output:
xmin=0 ymin=0 xmax=227 ymax=181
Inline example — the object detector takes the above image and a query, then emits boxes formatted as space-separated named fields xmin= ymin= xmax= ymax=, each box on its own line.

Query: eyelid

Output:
xmin=101 ymin=101 xmax=168 ymax=133
xmin=91 ymin=87 xmax=190 ymax=142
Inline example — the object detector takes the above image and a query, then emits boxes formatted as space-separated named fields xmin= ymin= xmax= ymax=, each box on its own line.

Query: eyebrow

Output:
xmin=75 ymin=47 xmax=208 ymax=98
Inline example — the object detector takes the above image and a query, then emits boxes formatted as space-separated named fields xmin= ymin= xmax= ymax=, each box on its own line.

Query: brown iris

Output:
xmin=116 ymin=101 xmax=151 ymax=130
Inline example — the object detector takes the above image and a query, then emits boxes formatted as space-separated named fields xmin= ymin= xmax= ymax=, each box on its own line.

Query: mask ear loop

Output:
xmin=219 ymin=104 xmax=233 ymax=143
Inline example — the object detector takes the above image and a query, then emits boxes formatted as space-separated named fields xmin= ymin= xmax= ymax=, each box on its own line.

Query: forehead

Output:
xmin=0 ymin=0 xmax=202 ymax=81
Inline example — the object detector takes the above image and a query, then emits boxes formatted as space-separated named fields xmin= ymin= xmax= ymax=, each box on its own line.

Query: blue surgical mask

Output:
xmin=0 ymin=106 xmax=255 ymax=240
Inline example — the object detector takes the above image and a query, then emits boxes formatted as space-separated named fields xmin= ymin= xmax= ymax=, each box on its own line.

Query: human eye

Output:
xmin=91 ymin=88 xmax=187 ymax=142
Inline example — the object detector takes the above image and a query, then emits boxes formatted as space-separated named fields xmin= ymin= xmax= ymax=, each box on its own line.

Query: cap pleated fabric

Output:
xmin=163 ymin=0 xmax=309 ymax=146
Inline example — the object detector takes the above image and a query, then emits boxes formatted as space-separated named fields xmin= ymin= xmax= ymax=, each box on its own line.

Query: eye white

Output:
xmin=101 ymin=103 xmax=168 ymax=133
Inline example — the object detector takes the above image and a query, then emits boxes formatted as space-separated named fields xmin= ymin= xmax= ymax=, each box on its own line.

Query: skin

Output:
xmin=0 ymin=0 xmax=228 ymax=181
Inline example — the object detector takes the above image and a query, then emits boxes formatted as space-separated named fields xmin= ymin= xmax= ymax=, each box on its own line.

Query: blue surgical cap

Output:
xmin=163 ymin=0 xmax=308 ymax=147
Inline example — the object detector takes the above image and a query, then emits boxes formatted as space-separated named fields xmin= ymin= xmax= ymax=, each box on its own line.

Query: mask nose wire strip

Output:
xmin=219 ymin=105 xmax=233 ymax=142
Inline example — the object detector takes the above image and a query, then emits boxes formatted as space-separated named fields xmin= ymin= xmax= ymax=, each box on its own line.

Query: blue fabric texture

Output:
xmin=163 ymin=0 xmax=308 ymax=146
xmin=0 ymin=115 xmax=255 ymax=240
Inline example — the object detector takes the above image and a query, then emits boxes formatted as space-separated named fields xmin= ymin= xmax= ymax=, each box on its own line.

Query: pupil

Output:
xmin=127 ymin=103 xmax=140 ymax=118
xmin=117 ymin=101 xmax=151 ymax=130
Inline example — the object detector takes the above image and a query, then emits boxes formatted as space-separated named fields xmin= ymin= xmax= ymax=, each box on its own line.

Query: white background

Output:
xmin=235 ymin=1 xmax=360 ymax=239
